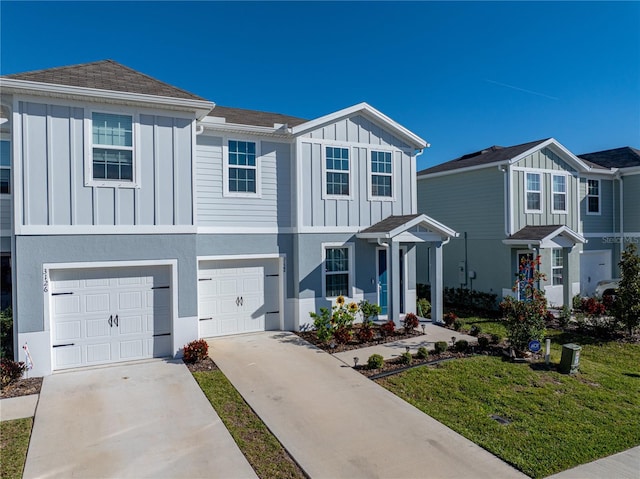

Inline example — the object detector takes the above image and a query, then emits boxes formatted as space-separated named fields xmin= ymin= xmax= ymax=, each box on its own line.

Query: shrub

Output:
xmin=0 ymin=358 xmax=26 ymax=387
xmin=356 ymin=321 xmax=375 ymax=342
xmin=309 ymin=307 xmax=333 ymax=342
xmin=612 ymin=243 xmax=640 ymax=335
xmin=358 ymin=300 xmax=381 ymax=322
xmin=400 ymin=351 xmax=413 ymax=365
xmin=367 ymin=353 xmax=384 ymax=369
xmin=380 ymin=320 xmax=396 ymax=336
xmin=454 ymin=339 xmax=469 ymax=352
xmin=572 ymin=294 xmax=583 ymax=311
xmin=0 ymin=307 xmax=13 ymax=359
xmin=310 ymin=296 xmax=359 ymax=343
xmin=559 ymin=305 xmax=572 ymax=329
xmin=580 ymin=297 xmax=607 ymax=317
xmin=333 ymin=325 xmax=353 ymax=344
xmin=434 ymin=341 xmax=448 ymax=354
xmin=478 ymin=336 xmax=489 ymax=348
xmin=417 ymin=298 xmax=431 ymax=317
xmin=183 ymin=339 xmax=209 ymax=364
xmin=403 ymin=313 xmax=419 ymax=333
xmin=417 ymin=346 xmax=429 ymax=359
xmin=453 ymin=318 xmax=465 ymax=331
xmin=469 ymin=325 xmax=481 ymax=336
xmin=444 ymin=311 xmax=458 ymax=327
xmin=490 ymin=333 xmax=503 ymax=344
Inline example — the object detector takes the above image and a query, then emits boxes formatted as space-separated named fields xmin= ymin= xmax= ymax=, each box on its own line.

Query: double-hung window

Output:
xmin=552 ymin=175 xmax=567 ymax=213
xmin=227 ymin=140 xmax=257 ymax=194
xmin=324 ymin=246 xmax=350 ymax=297
xmin=370 ymin=150 xmax=392 ymax=198
xmin=325 ymin=147 xmax=349 ymax=196
xmin=92 ymin=112 xmax=134 ymax=182
xmin=0 ymin=140 xmax=10 ymax=194
xmin=552 ymin=249 xmax=563 ymax=286
xmin=587 ymin=179 xmax=600 ymax=214
xmin=526 ymin=173 xmax=542 ymax=212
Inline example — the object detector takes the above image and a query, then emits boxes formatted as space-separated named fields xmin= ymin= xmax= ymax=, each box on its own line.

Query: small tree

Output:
xmin=499 ymin=255 xmax=547 ymax=353
xmin=613 ymin=243 xmax=640 ymax=335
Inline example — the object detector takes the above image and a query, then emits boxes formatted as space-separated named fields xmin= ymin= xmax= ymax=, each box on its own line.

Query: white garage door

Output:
xmin=198 ymin=259 xmax=280 ymax=337
xmin=581 ymin=250 xmax=612 ymax=296
xmin=50 ymin=266 xmax=172 ymax=370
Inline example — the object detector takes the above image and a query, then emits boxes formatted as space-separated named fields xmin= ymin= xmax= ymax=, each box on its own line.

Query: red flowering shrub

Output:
xmin=183 ymin=339 xmax=209 ymax=364
xmin=380 ymin=320 xmax=396 ymax=336
xmin=444 ymin=311 xmax=458 ymax=327
xmin=403 ymin=313 xmax=419 ymax=333
xmin=333 ymin=325 xmax=353 ymax=344
xmin=356 ymin=322 xmax=375 ymax=342
xmin=1 ymin=358 xmax=26 ymax=387
xmin=580 ymin=297 xmax=607 ymax=316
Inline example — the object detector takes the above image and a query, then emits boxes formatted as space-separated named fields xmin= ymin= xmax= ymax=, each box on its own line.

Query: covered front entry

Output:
xmin=358 ymin=214 xmax=458 ymax=325
xmin=50 ymin=265 xmax=172 ymax=370
xmin=198 ymin=257 xmax=282 ymax=337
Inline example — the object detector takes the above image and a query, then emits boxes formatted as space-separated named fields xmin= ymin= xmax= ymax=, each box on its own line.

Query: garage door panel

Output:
xmin=118 ymin=315 xmax=143 ymax=335
xmin=53 ymin=295 xmax=81 ymax=316
xmin=86 ymin=344 xmax=111 ymax=363
xmin=119 ymin=339 xmax=143 ymax=359
xmin=85 ymin=318 xmax=111 ymax=339
xmin=117 ymin=291 xmax=143 ymax=310
xmin=199 ymin=318 xmax=218 ymax=337
xmin=55 ymin=320 xmax=82 ymax=341
xmin=219 ymin=278 xmax=239 ymax=295
xmin=85 ymin=277 xmax=111 ymax=288
xmin=54 ymin=346 xmax=82 ymax=368
xmin=85 ymin=293 xmax=110 ymax=313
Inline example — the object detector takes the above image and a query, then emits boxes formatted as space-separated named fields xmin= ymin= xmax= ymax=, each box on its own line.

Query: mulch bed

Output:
xmin=1 ymin=377 xmax=43 ymax=399
xmin=184 ymin=356 xmax=219 ymax=373
xmin=295 ymin=327 xmax=424 ymax=354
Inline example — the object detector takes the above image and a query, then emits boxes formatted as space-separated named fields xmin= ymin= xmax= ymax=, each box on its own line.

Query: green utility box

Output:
xmin=559 ymin=343 xmax=581 ymax=374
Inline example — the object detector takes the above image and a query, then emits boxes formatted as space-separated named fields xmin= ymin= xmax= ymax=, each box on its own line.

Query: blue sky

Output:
xmin=1 ymin=1 xmax=638 ymax=170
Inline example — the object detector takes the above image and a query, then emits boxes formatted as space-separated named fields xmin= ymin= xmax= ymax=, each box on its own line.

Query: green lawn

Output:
xmin=378 ymin=333 xmax=640 ymax=479
xmin=0 ymin=417 xmax=32 ymax=479
xmin=193 ymin=370 xmax=305 ymax=479
xmin=457 ymin=316 xmax=508 ymax=338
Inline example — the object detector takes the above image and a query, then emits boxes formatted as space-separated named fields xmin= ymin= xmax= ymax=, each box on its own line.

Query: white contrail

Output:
xmin=485 ymin=79 xmax=559 ymax=100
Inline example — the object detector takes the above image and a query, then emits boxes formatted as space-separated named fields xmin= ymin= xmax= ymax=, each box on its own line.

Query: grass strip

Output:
xmin=193 ymin=370 xmax=306 ymax=479
xmin=0 ymin=417 xmax=33 ymax=479
xmin=378 ymin=334 xmax=640 ymax=479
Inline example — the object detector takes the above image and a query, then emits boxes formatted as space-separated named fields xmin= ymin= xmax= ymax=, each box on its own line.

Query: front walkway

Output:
xmin=544 ymin=446 xmax=640 ymax=479
xmin=208 ymin=332 xmax=527 ymax=479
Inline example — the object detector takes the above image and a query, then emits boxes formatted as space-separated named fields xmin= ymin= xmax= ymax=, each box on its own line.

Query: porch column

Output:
xmin=562 ymin=247 xmax=571 ymax=308
xmin=390 ymin=239 xmax=401 ymax=327
xmin=429 ymin=241 xmax=443 ymax=324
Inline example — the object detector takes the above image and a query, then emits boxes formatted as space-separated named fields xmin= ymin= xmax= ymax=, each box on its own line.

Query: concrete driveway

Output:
xmin=23 ymin=359 xmax=256 ymax=479
xmin=208 ymin=332 xmax=528 ymax=479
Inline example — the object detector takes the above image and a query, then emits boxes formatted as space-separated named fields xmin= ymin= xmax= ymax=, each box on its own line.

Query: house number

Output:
xmin=43 ymin=269 xmax=49 ymax=293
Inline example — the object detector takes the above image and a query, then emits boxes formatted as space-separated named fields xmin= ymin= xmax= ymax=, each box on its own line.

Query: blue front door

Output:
xmin=378 ymin=249 xmax=388 ymax=315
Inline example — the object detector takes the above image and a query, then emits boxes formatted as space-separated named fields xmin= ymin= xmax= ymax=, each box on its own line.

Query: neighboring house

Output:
xmin=417 ymin=140 xmax=639 ymax=308
xmin=577 ymin=147 xmax=640 ymax=295
xmin=0 ymin=60 xmax=456 ymax=376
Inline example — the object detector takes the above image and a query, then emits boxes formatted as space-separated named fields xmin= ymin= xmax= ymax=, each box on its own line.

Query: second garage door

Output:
xmin=198 ymin=259 xmax=280 ymax=337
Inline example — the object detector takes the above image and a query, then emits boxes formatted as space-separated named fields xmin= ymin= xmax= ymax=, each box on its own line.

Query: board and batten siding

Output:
xmin=195 ymin=134 xmax=292 ymax=228
xmin=16 ymin=101 xmax=194 ymax=227
xmin=579 ymin=177 xmax=615 ymax=233
xmin=300 ymin=115 xmax=415 ymax=228
xmin=418 ymin=167 xmax=506 ymax=239
xmin=623 ymin=174 xmax=640 ymax=232
xmin=511 ymin=148 xmax=580 ymax=233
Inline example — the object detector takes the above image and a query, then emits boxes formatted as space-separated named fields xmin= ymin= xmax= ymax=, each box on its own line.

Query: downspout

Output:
xmin=617 ymin=171 xmax=624 ymax=258
xmin=195 ymin=124 xmax=204 ymax=135
xmin=499 ymin=165 xmax=510 ymax=236
xmin=377 ymin=238 xmax=389 ymax=248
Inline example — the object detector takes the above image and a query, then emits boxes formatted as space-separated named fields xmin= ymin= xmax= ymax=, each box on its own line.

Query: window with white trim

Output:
xmin=92 ymin=112 xmax=133 ymax=182
xmin=552 ymin=175 xmax=567 ymax=213
xmin=587 ymin=179 xmax=600 ymax=214
xmin=552 ymin=249 xmax=563 ymax=286
xmin=0 ymin=140 xmax=10 ymax=194
xmin=324 ymin=246 xmax=350 ymax=297
xmin=325 ymin=147 xmax=349 ymax=196
xmin=227 ymin=140 xmax=257 ymax=194
xmin=526 ymin=173 xmax=542 ymax=212
xmin=370 ymin=150 xmax=392 ymax=198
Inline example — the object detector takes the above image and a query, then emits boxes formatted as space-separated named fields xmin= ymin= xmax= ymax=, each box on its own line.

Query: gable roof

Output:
xmin=207 ymin=105 xmax=307 ymax=128
xmin=3 ymin=60 xmax=206 ymax=101
xmin=417 ymin=138 xmax=591 ymax=178
xmin=502 ymin=225 xmax=586 ymax=248
xmin=578 ymin=147 xmax=640 ymax=169
xmin=291 ymin=102 xmax=427 ymax=149
xmin=357 ymin=214 xmax=458 ymax=240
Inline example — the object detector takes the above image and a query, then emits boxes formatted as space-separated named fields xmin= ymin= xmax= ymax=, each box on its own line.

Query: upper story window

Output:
xmin=324 ymin=245 xmax=352 ymax=297
xmin=325 ymin=147 xmax=350 ymax=196
xmin=227 ymin=140 xmax=257 ymax=194
xmin=552 ymin=175 xmax=567 ymax=213
xmin=587 ymin=179 xmax=600 ymax=215
xmin=552 ymin=249 xmax=563 ymax=286
xmin=0 ymin=140 xmax=10 ymax=194
xmin=92 ymin=113 xmax=133 ymax=182
xmin=370 ymin=150 xmax=392 ymax=198
xmin=525 ymin=173 xmax=542 ymax=212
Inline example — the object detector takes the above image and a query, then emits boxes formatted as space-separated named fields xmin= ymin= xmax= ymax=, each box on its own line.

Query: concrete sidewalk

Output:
xmin=333 ymin=322 xmax=477 ymax=366
xmin=23 ymin=359 xmax=256 ymax=479
xmin=0 ymin=394 xmax=39 ymax=421
xmin=208 ymin=332 xmax=526 ymax=479
xmin=544 ymin=446 xmax=639 ymax=479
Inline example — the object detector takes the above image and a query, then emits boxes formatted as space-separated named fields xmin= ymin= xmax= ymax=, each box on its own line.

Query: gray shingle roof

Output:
xmin=3 ymin=59 xmax=206 ymax=101
xmin=418 ymin=139 xmax=549 ymax=176
xmin=359 ymin=214 xmax=421 ymax=234
xmin=507 ymin=225 xmax=565 ymax=241
xmin=208 ymin=105 xmax=307 ymax=128
xmin=578 ymin=147 xmax=640 ymax=169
